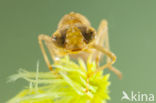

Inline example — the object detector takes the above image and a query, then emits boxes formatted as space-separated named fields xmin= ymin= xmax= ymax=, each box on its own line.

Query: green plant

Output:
xmin=8 ymin=56 xmax=110 ymax=103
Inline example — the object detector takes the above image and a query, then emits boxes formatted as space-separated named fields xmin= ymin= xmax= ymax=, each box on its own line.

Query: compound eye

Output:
xmin=52 ymin=32 xmax=66 ymax=48
xmin=78 ymin=26 xmax=95 ymax=43
xmin=60 ymin=28 xmax=68 ymax=37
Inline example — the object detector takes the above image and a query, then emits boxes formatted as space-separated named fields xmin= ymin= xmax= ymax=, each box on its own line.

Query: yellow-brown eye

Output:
xmin=78 ymin=26 xmax=95 ymax=43
xmin=52 ymin=31 xmax=66 ymax=48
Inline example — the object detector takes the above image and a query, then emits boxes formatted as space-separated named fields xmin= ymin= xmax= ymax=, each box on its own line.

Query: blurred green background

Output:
xmin=0 ymin=0 xmax=156 ymax=103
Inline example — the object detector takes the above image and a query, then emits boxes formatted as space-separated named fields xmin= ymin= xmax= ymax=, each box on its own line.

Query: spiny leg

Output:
xmin=38 ymin=34 xmax=57 ymax=71
xmin=91 ymin=20 xmax=122 ymax=79
xmin=91 ymin=20 xmax=109 ymax=66
xmin=95 ymin=20 xmax=109 ymax=65
xmin=99 ymin=20 xmax=122 ymax=79
xmin=85 ymin=20 xmax=110 ymax=92
xmin=90 ymin=44 xmax=122 ymax=79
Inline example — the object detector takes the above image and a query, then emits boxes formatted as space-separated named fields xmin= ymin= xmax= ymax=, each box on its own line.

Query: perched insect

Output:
xmin=38 ymin=12 xmax=122 ymax=78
